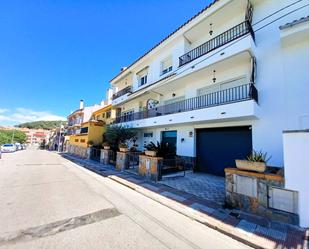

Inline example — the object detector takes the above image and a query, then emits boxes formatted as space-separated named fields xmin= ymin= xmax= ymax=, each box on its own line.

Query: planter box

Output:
xmin=103 ymin=146 xmax=110 ymax=150
xmin=145 ymin=150 xmax=157 ymax=157
xmin=235 ymin=160 xmax=266 ymax=173
xmin=119 ymin=148 xmax=128 ymax=152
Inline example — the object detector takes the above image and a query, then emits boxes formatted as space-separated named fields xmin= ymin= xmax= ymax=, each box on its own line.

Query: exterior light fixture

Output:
xmin=209 ymin=23 xmax=213 ymax=35
xmin=172 ymin=93 xmax=176 ymax=97
xmin=212 ymin=70 xmax=216 ymax=83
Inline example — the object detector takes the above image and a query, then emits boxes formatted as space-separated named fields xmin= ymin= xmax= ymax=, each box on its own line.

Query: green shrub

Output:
xmin=247 ymin=150 xmax=271 ymax=163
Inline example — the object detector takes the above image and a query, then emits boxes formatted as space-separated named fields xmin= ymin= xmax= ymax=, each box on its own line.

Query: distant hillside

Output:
xmin=16 ymin=120 xmax=66 ymax=130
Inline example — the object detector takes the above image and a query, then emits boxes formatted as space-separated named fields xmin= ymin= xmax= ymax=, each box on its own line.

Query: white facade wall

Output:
xmin=249 ymin=0 xmax=309 ymax=166
xmin=112 ymin=0 xmax=309 ymax=168
xmin=283 ymin=131 xmax=309 ymax=227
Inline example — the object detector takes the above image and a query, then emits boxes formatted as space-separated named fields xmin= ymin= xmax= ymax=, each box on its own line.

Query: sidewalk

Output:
xmin=62 ymin=153 xmax=308 ymax=249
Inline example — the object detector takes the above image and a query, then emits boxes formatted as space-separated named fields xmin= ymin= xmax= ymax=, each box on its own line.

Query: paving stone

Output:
xmin=256 ymin=225 xmax=287 ymax=241
xmin=125 ymin=177 xmax=144 ymax=184
xmin=190 ymin=203 xmax=215 ymax=215
xmin=159 ymin=172 xmax=225 ymax=205
xmin=141 ymin=183 xmax=161 ymax=192
xmin=212 ymin=210 xmax=230 ymax=221
xmin=161 ymin=191 xmax=187 ymax=202
xmin=236 ymin=220 xmax=257 ymax=236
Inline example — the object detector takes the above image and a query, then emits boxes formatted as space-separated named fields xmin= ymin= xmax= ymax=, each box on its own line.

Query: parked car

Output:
xmin=1 ymin=144 xmax=16 ymax=153
xmin=15 ymin=143 xmax=22 ymax=150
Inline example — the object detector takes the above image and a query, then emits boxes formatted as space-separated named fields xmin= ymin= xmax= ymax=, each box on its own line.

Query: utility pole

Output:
xmin=11 ymin=130 xmax=15 ymax=144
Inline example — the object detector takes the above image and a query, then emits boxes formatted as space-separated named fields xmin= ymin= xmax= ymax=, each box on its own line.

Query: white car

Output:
xmin=1 ymin=144 xmax=16 ymax=153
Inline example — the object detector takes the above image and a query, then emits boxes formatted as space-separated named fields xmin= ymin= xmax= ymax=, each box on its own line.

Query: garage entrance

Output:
xmin=196 ymin=126 xmax=252 ymax=176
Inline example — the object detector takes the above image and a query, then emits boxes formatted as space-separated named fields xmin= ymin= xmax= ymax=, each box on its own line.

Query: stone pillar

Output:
xmin=100 ymin=149 xmax=105 ymax=164
xmin=86 ymin=147 xmax=91 ymax=160
xmin=116 ymin=151 xmax=129 ymax=171
xmin=138 ymin=155 xmax=163 ymax=181
xmin=101 ymin=149 xmax=112 ymax=165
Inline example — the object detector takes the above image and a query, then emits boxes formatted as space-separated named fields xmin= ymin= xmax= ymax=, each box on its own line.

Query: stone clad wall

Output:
xmin=225 ymin=168 xmax=298 ymax=224
xmin=116 ymin=152 xmax=129 ymax=171
xmin=67 ymin=144 xmax=88 ymax=158
xmin=138 ymin=155 xmax=163 ymax=181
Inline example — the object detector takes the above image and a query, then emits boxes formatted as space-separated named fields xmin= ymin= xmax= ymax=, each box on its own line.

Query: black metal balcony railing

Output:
xmin=112 ymin=86 xmax=132 ymax=100
xmin=115 ymin=83 xmax=258 ymax=124
xmin=179 ymin=20 xmax=253 ymax=67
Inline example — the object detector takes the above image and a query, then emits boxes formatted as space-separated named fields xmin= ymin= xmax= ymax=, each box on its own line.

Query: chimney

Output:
xmin=80 ymin=100 xmax=84 ymax=109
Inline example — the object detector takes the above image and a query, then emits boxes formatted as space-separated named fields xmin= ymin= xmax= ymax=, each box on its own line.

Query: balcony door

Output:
xmin=197 ymin=76 xmax=246 ymax=96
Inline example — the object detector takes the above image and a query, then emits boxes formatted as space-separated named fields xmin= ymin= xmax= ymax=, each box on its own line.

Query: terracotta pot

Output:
xmin=103 ymin=146 xmax=110 ymax=150
xmin=145 ymin=150 xmax=157 ymax=157
xmin=119 ymin=147 xmax=128 ymax=152
xmin=235 ymin=160 xmax=266 ymax=173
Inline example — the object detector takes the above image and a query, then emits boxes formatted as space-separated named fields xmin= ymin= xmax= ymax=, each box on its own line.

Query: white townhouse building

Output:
xmin=110 ymin=0 xmax=309 ymax=176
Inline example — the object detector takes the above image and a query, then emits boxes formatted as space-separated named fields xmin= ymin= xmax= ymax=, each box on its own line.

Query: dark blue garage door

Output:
xmin=196 ymin=126 xmax=252 ymax=176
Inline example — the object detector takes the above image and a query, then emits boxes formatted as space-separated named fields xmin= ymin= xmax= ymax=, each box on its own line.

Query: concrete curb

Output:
xmin=62 ymin=154 xmax=308 ymax=249
xmin=107 ymin=175 xmax=266 ymax=249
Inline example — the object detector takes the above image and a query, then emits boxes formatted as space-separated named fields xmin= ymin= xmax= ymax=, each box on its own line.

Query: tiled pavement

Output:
xmin=62 ymin=153 xmax=309 ymax=249
xmin=161 ymin=172 xmax=226 ymax=205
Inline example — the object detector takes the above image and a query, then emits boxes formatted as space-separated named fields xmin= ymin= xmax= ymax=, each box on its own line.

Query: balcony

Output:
xmin=115 ymin=83 xmax=258 ymax=124
xmin=179 ymin=20 xmax=254 ymax=67
xmin=112 ymin=86 xmax=132 ymax=100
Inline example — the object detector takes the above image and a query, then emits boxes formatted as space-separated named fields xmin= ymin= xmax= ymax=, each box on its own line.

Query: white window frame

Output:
xmin=137 ymin=67 xmax=149 ymax=87
xmin=161 ymin=57 xmax=173 ymax=76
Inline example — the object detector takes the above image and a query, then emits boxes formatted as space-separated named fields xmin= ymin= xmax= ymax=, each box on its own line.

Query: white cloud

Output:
xmin=0 ymin=108 xmax=9 ymax=114
xmin=0 ymin=108 xmax=66 ymax=125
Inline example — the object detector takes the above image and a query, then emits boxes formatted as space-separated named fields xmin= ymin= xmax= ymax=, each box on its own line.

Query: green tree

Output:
xmin=16 ymin=120 xmax=66 ymax=130
xmin=0 ymin=130 xmax=27 ymax=144
xmin=104 ymin=126 xmax=137 ymax=151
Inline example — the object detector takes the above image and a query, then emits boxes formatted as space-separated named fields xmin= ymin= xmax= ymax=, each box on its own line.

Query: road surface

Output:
xmin=0 ymin=150 xmax=252 ymax=249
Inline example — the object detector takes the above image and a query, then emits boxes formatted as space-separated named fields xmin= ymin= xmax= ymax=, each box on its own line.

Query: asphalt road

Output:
xmin=0 ymin=150 xmax=252 ymax=249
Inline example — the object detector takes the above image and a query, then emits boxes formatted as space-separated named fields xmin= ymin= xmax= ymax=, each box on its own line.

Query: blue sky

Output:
xmin=0 ymin=0 xmax=211 ymax=125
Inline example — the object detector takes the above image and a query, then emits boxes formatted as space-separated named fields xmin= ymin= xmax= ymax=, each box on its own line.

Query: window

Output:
xmin=161 ymin=57 xmax=173 ymax=75
xmin=197 ymin=77 xmax=246 ymax=96
xmin=80 ymin=139 xmax=85 ymax=143
xmin=75 ymin=139 xmax=79 ymax=142
xmin=144 ymin=132 xmax=153 ymax=138
xmin=137 ymin=67 xmax=148 ymax=87
xmin=106 ymin=111 xmax=111 ymax=119
xmin=122 ymin=109 xmax=134 ymax=121
xmin=80 ymin=127 xmax=88 ymax=134
xmin=164 ymin=96 xmax=185 ymax=105
xmin=140 ymin=74 xmax=147 ymax=86
xmin=102 ymin=113 xmax=105 ymax=118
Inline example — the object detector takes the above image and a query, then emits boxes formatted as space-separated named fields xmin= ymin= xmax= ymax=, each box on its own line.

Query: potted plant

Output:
xmin=87 ymin=140 xmax=94 ymax=147
xmin=144 ymin=141 xmax=174 ymax=157
xmin=236 ymin=150 xmax=271 ymax=173
xmin=144 ymin=142 xmax=159 ymax=157
xmin=102 ymin=142 xmax=110 ymax=150
xmin=104 ymin=126 xmax=137 ymax=151
xmin=119 ymin=143 xmax=128 ymax=152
